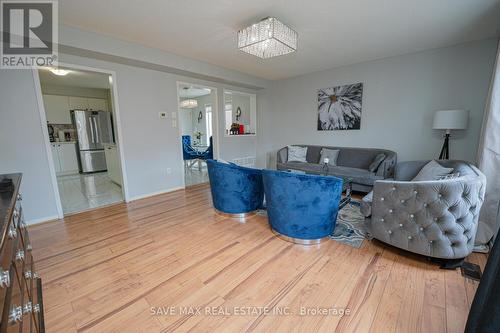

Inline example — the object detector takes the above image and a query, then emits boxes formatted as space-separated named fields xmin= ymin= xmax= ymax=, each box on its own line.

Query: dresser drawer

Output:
xmin=30 ymin=278 xmax=43 ymax=333
xmin=0 ymin=242 xmax=25 ymax=332
xmin=0 ymin=232 xmax=17 ymax=325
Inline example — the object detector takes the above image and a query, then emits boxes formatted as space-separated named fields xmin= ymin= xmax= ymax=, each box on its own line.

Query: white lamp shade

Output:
xmin=432 ymin=110 xmax=469 ymax=130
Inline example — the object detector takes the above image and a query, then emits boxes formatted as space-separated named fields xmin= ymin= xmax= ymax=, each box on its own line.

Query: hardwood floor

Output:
xmin=29 ymin=184 xmax=486 ymax=332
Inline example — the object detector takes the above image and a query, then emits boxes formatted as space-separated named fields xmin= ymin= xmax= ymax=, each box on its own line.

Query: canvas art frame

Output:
xmin=317 ymin=83 xmax=363 ymax=130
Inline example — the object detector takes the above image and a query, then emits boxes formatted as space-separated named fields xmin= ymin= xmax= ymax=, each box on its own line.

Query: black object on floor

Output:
xmin=461 ymin=261 xmax=482 ymax=281
xmin=430 ymin=257 xmax=465 ymax=269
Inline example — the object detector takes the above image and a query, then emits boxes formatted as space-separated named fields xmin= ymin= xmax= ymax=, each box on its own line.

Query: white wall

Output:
xmin=259 ymin=39 xmax=497 ymax=167
xmin=0 ymin=49 xmax=263 ymax=223
xmin=58 ymin=53 xmax=261 ymax=200
xmin=0 ymin=70 xmax=60 ymax=223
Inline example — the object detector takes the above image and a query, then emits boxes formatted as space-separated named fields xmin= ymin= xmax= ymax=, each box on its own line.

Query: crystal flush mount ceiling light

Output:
xmin=180 ymin=99 xmax=198 ymax=109
xmin=238 ymin=17 xmax=298 ymax=59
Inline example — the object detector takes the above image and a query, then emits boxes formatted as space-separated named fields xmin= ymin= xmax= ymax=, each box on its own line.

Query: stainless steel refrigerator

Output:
xmin=71 ymin=110 xmax=114 ymax=173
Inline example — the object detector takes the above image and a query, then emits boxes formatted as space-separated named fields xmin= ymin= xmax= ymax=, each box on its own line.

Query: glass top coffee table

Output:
xmin=286 ymin=169 xmax=353 ymax=209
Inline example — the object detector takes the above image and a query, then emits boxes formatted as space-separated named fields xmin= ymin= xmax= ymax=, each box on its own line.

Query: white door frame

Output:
xmin=32 ymin=62 xmax=130 ymax=218
xmin=176 ymin=81 xmax=219 ymax=188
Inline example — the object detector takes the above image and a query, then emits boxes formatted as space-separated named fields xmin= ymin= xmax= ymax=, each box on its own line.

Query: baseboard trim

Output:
xmin=26 ymin=215 xmax=60 ymax=225
xmin=129 ymin=186 xmax=185 ymax=202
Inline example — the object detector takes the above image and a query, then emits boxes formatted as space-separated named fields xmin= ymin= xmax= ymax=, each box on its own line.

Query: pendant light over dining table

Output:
xmin=180 ymin=99 xmax=198 ymax=109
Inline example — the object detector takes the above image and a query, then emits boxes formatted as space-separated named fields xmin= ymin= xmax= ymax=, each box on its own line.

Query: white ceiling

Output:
xmin=38 ymin=67 xmax=111 ymax=89
xmin=59 ymin=0 xmax=500 ymax=80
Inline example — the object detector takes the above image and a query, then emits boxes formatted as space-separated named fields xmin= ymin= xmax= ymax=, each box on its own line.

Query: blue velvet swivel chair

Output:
xmin=262 ymin=170 xmax=343 ymax=244
xmin=206 ymin=159 xmax=264 ymax=217
xmin=182 ymin=135 xmax=202 ymax=168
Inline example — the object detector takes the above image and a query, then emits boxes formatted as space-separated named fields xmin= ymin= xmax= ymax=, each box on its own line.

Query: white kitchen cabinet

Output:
xmin=43 ymin=95 xmax=71 ymax=124
xmin=104 ymin=144 xmax=122 ymax=185
xmin=87 ymin=98 xmax=108 ymax=111
xmin=51 ymin=143 xmax=79 ymax=175
xmin=58 ymin=143 xmax=79 ymax=174
xmin=68 ymin=96 xmax=89 ymax=110
xmin=50 ymin=144 xmax=62 ymax=173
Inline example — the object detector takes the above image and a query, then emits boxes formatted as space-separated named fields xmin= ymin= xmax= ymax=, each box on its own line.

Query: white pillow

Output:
xmin=412 ymin=160 xmax=454 ymax=181
xmin=287 ymin=146 xmax=308 ymax=163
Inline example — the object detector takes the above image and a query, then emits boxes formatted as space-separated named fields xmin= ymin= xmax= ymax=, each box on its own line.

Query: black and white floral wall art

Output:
xmin=317 ymin=83 xmax=363 ymax=130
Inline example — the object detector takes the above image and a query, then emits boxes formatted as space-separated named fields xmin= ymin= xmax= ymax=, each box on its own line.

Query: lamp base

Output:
xmin=438 ymin=132 xmax=450 ymax=160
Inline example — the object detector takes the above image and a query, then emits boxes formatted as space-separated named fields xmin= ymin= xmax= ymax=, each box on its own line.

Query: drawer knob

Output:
xmin=0 ymin=269 xmax=10 ymax=288
xmin=7 ymin=226 xmax=17 ymax=240
xmin=15 ymin=250 xmax=25 ymax=262
xmin=9 ymin=306 xmax=23 ymax=324
xmin=17 ymin=193 xmax=22 ymax=201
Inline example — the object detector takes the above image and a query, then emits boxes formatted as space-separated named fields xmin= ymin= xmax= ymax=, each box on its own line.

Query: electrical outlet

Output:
xmin=166 ymin=168 xmax=172 ymax=175
xmin=159 ymin=112 xmax=167 ymax=119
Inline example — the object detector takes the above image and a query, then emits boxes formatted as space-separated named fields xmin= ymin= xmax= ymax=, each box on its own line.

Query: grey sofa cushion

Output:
xmin=412 ymin=160 xmax=453 ymax=181
xmin=327 ymin=166 xmax=384 ymax=186
xmin=337 ymin=148 xmax=386 ymax=169
xmin=278 ymin=162 xmax=323 ymax=174
xmin=320 ymin=148 xmax=340 ymax=165
xmin=368 ymin=153 xmax=386 ymax=172
xmin=395 ymin=160 xmax=475 ymax=181
xmin=287 ymin=146 xmax=307 ymax=162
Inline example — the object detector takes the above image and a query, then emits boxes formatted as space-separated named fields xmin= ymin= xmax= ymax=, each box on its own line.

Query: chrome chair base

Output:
xmin=215 ymin=209 xmax=257 ymax=220
xmin=271 ymin=229 xmax=330 ymax=245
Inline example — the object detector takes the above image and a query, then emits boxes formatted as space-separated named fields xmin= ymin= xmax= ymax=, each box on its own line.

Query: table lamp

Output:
xmin=432 ymin=109 xmax=469 ymax=159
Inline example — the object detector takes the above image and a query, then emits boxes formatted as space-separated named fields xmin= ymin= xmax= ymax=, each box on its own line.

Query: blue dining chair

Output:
xmin=182 ymin=135 xmax=202 ymax=168
xmin=199 ymin=136 xmax=213 ymax=160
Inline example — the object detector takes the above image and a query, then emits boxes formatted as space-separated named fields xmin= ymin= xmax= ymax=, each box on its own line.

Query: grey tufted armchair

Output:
xmin=361 ymin=160 xmax=486 ymax=259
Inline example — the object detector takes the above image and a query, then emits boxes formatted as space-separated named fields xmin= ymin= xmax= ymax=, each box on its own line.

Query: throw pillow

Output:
xmin=412 ymin=160 xmax=454 ymax=181
xmin=437 ymin=172 xmax=460 ymax=180
xmin=368 ymin=153 xmax=386 ymax=173
xmin=320 ymin=148 xmax=340 ymax=165
xmin=287 ymin=146 xmax=308 ymax=163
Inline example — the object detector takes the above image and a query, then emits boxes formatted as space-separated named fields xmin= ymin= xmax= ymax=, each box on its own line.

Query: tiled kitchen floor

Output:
xmin=57 ymin=172 xmax=124 ymax=214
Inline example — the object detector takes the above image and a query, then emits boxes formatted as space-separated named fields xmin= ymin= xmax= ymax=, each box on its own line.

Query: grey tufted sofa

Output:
xmin=361 ymin=160 xmax=486 ymax=259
